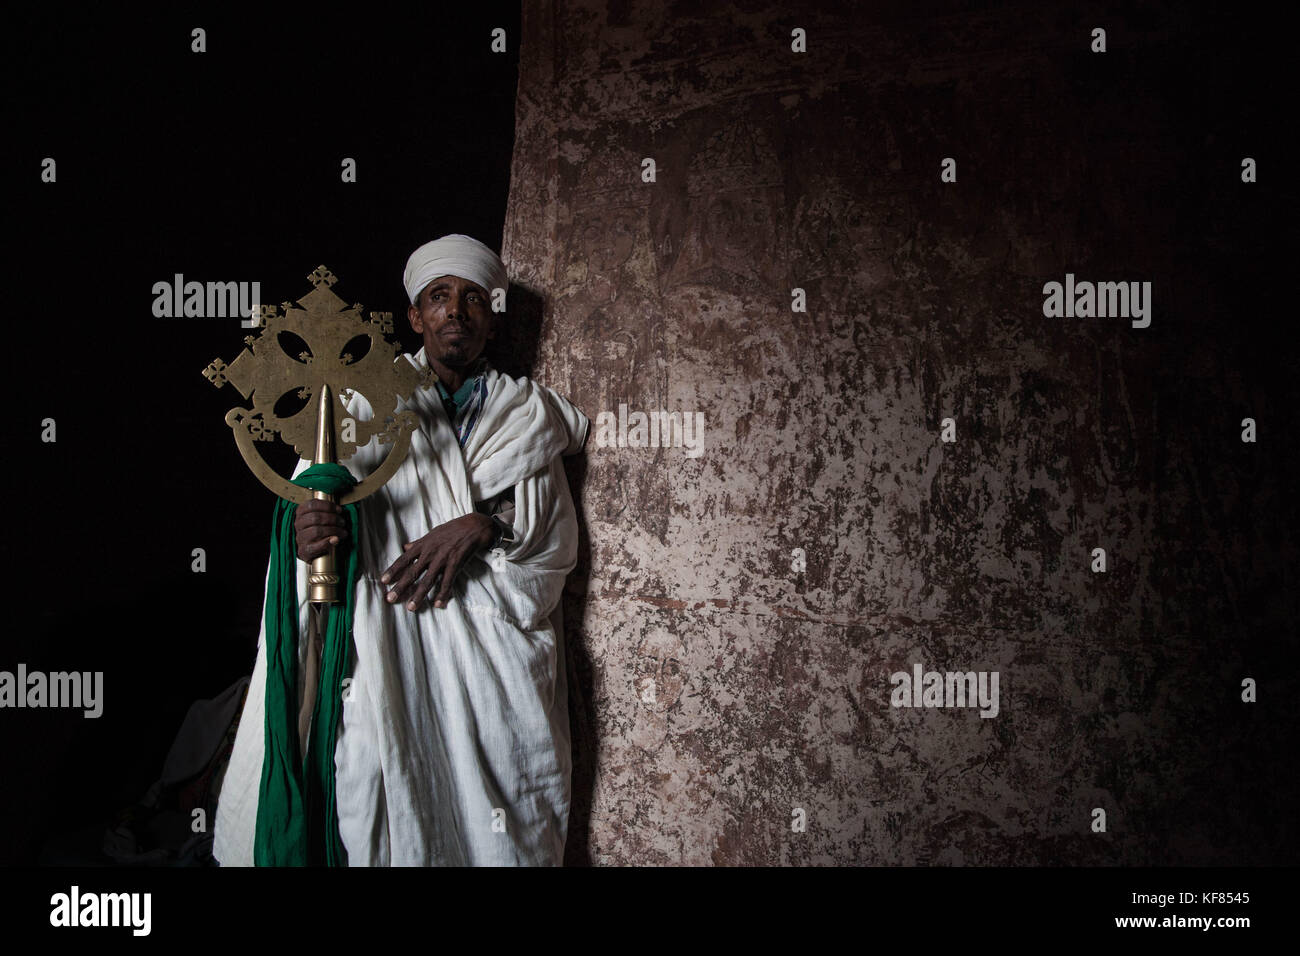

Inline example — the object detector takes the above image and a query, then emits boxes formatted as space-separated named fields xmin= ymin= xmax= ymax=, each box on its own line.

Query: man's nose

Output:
xmin=445 ymin=290 xmax=468 ymax=318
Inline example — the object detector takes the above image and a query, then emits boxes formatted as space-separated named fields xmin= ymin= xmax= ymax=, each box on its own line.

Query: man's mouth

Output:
xmin=442 ymin=328 xmax=469 ymax=340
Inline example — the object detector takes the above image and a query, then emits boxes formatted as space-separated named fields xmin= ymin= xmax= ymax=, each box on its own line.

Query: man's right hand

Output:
xmin=294 ymin=499 xmax=349 ymax=562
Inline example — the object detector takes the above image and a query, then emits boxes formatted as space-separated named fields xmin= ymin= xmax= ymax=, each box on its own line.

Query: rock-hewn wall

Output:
xmin=501 ymin=1 xmax=1296 ymax=865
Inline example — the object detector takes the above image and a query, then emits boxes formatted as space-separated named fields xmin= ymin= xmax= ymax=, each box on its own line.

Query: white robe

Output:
xmin=213 ymin=347 xmax=588 ymax=866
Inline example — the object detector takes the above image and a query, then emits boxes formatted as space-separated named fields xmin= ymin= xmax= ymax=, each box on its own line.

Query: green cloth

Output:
xmin=254 ymin=463 xmax=359 ymax=867
xmin=435 ymin=374 xmax=480 ymax=411
xmin=433 ymin=358 xmax=486 ymax=413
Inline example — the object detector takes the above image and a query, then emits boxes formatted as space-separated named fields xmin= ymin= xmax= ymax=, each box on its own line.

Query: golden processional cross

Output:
xmin=202 ymin=265 xmax=428 ymax=605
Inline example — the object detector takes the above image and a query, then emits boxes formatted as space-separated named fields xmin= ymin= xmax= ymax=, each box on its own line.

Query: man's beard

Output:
xmin=441 ymin=344 xmax=471 ymax=366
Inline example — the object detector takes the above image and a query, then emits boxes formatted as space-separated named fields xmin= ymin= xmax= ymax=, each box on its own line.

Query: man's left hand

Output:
xmin=380 ymin=513 xmax=496 ymax=611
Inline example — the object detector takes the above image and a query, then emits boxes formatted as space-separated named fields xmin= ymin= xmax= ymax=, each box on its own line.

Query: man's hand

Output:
xmin=381 ymin=513 xmax=495 ymax=611
xmin=294 ymin=499 xmax=349 ymax=562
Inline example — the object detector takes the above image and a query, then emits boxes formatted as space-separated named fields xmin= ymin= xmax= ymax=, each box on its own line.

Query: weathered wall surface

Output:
xmin=501 ymin=1 xmax=1297 ymax=865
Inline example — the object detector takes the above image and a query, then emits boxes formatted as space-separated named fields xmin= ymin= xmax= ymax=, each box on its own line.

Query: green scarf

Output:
xmin=254 ymin=463 xmax=359 ymax=866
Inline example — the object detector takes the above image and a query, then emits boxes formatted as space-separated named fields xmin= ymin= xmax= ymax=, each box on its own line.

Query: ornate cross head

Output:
xmin=203 ymin=266 xmax=422 ymax=505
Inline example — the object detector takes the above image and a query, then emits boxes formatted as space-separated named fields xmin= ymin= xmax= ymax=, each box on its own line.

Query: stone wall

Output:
xmin=500 ymin=1 xmax=1296 ymax=864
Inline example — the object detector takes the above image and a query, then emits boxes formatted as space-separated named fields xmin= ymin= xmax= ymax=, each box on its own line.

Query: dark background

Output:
xmin=3 ymin=4 xmax=522 ymax=865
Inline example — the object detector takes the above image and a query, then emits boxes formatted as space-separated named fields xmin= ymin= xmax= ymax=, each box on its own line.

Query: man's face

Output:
xmin=407 ymin=274 xmax=495 ymax=369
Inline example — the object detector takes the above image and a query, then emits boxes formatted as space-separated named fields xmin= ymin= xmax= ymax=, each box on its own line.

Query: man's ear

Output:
xmin=408 ymin=300 xmax=423 ymax=333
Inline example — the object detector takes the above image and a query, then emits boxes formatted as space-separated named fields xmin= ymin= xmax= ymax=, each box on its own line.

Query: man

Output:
xmin=213 ymin=234 xmax=588 ymax=865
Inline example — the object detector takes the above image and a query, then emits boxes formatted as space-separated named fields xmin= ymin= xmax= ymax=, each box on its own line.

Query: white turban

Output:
xmin=403 ymin=233 xmax=509 ymax=306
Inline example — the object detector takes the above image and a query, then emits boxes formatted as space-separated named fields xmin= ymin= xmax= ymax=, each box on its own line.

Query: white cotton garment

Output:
xmin=403 ymin=234 xmax=509 ymax=305
xmin=213 ymin=346 xmax=588 ymax=866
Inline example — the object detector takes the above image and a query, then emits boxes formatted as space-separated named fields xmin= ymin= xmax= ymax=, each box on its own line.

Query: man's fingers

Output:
xmin=431 ymin=549 xmax=470 ymax=608
xmin=301 ymin=537 xmax=340 ymax=561
xmin=385 ymin=549 xmax=435 ymax=602
xmin=294 ymin=499 xmax=350 ymax=563
xmin=296 ymin=509 xmax=347 ymax=533
xmin=384 ymin=563 xmax=418 ymax=602
xmin=299 ymin=525 xmax=347 ymax=546
xmin=405 ymin=561 xmax=445 ymax=611
xmin=295 ymin=507 xmax=348 ymax=561
xmin=381 ymin=546 xmax=417 ymax=585
xmin=296 ymin=528 xmax=328 ymax=560
xmin=296 ymin=519 xmax=347 ymax=562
